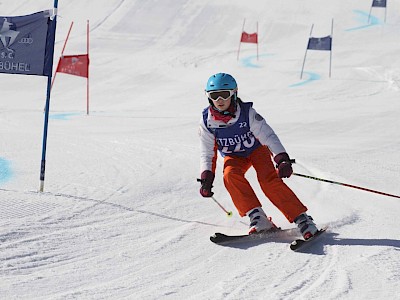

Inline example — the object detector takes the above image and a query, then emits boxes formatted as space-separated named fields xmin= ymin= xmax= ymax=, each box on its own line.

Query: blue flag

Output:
xmin=372 ymin=0 xmax=387 ymax=7
xmin=307 ymin=36 xmax=332 ymax=51
xmin=0 ymin=10 xmax=56 ymax=76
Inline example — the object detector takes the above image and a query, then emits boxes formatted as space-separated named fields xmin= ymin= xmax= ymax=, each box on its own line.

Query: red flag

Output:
xmin=56 ymin=54 xmax=89 ymax=78
xmin=240 ymin=32 xmax=258 ymax=44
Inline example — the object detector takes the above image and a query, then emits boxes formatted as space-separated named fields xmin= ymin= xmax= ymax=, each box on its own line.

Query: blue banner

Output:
xmin=307 ymin=36 xmax=332 ymax=51
xmin=0 ymin=10 xmax=56 ymax=76
xmin=372 ymin=0 xmax=387 ymax=7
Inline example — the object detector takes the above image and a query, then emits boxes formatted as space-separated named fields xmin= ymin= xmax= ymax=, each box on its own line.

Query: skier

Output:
xmin=198 ymin=73 xmax=318 ymax=240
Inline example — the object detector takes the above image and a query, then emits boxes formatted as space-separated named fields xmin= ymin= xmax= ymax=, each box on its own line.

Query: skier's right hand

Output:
xmin=199 ymin=170 xmax=215 ymax=197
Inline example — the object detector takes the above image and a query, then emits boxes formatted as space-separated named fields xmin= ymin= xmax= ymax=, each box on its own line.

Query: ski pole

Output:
xmin=197 ymin=178 xmax=233 ymax=217
xmin=293 ymin=172 xmax=400 ymax=199
xmin=211 ymin=196 xmax=233 ymax=217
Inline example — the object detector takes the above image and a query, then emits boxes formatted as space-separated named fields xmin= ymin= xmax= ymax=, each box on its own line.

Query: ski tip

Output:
xmin=210 ymin=232 xmax=227 ymax=243
xmin=319 ymin=225 xmax=329 ymax=232
xmin=211 ymin=232 xmax=226 ymax=238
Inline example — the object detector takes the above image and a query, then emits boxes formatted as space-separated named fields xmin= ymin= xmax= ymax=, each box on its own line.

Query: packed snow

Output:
xmin=1 ymin=0 xmax=399 ymax=299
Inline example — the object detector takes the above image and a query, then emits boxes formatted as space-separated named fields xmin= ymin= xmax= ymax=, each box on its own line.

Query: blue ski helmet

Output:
xmin=205 ymin=73 xmax=237 ymax=92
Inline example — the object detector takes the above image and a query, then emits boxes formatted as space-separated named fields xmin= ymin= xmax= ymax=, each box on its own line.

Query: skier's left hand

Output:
xmin=274 ymin=152 xmax=293 ymax=178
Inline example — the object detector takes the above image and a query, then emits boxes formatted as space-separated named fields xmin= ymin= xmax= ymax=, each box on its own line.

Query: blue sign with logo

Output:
xmin=0 ymin=10 xmax=55 ymax=76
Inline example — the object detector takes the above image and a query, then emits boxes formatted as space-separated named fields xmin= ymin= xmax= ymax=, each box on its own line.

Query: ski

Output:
xmin=289 ymin=226 xmax=328 ymax=251
xmin=210 ymin=228 xmax=290 ymax=245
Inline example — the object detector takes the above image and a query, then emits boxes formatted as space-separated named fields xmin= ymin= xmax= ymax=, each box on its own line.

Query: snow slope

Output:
xmin=1 ymin=0 xmax=400 ymax=299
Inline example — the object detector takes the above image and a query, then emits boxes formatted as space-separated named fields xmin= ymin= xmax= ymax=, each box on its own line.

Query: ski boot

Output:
xmin=294 ymin=213 xmax=318 ymax=240
xmin=247 ymin=207 xmax=277 ymax=234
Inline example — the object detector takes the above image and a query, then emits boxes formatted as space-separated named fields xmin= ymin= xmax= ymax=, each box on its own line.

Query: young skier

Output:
xmin=198 ymin=73 xmax=318 ymax=240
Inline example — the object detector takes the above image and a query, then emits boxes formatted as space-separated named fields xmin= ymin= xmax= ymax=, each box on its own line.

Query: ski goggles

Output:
xmin=206 ymin=89 xmax=236 ymax=101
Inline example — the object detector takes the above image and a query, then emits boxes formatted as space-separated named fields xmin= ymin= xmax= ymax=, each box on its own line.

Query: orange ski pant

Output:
xmin=223 ymin=146 xmax=307 ymax=222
